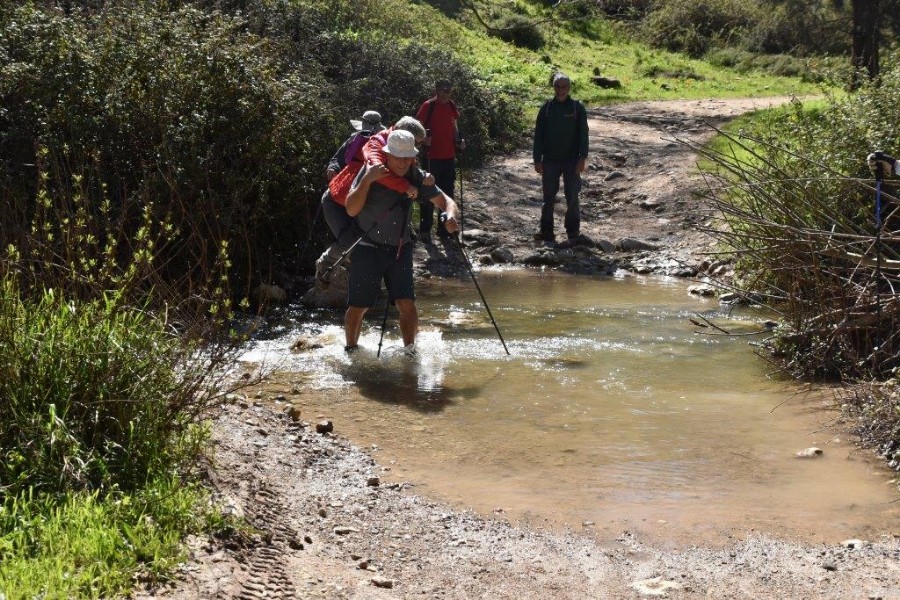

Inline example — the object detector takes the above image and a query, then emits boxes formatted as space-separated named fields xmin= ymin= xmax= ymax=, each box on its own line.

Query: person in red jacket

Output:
xmin=415 ymin=79 xmax=465 ymax=244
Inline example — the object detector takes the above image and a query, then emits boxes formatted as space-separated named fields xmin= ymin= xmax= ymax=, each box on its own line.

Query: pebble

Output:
xmin=795 ymin=447 xmax=823 ymax=458
xmin=371 ymin=576 xmax=394 ymax=589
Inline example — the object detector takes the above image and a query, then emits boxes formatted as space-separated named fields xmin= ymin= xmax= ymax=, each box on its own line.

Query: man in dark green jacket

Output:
xmin=532 ymin=73 xmax=590 ymax=246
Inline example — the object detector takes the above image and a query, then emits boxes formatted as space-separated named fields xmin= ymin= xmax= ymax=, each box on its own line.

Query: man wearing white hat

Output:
xmin=343 ymin=129 xmax=460 ymax=356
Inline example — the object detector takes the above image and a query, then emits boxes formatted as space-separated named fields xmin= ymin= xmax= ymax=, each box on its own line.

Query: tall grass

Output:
xmin=0 ymin=478 xmax=222 ymax=598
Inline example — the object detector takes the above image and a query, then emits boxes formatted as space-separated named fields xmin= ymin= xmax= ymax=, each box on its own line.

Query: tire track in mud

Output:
xmin=234 ymin=482 xmax=301 ymax=600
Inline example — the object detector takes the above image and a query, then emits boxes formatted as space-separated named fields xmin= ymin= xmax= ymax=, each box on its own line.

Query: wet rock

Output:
xmin=595 ymin=239 xmax=616 ymax=253
xmin=462 ymin=229 xmax=500 ymax=246
xmin=523 ymin=251 xmax=561 ymax=267
xmin=367 ymin=476 xmax=381 ymax=487
xmin=490 ymin=247 xmax=515 ymax=263
xmin=316 ymin=420 xmax=334 ymax=434
xmin=616 ymin=237 xmax=659 ymax=252
xmin=795 ymin=447 xmax=823 ymax=458
xmin=291 ymin=337 xmax=324 ymax=352
xmin=687 ymin=284 xmax=717 ymax=297
xmin=251 ymin=283 xmax=287 ymax=306
xmin=605 ymin=171 xmax=626 ymax=181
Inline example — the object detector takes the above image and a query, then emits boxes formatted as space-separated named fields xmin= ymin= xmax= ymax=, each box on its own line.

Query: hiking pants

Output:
xmin=540 ymin=158 xmax=581 ymax=239
xmin=322 ymin=190 xmax=358 ymax=250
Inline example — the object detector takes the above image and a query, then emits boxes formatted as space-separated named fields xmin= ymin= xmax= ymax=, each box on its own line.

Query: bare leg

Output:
xmin=394 ymin=299 xmax=418 ymax=347
xmin=344 ymin=306 xmax=368 ymax=347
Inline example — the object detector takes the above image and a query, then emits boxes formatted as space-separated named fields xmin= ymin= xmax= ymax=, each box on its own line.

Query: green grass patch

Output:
xmin=0 ymin=478 xmax=222 ymax=599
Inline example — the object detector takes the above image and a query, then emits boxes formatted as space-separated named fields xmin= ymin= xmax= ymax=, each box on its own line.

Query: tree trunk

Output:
xmin=850 ymin=0 xmax=880 ymax=87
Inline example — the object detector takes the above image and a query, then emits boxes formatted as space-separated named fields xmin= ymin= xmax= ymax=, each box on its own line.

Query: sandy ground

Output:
xmin=136 ymin=98 xmax=900 ymax=600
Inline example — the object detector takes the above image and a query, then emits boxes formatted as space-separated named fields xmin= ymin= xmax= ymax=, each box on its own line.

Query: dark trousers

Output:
xmin=540 ymin=158 xmax=581 ymax=238
xmin=419 ymin=157 xmax=455 ymax=235
xmin=322 ymin=190 xmax=358 ymax=249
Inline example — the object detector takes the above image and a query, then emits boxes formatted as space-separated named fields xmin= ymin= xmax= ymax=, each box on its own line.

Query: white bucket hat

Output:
xmin=384 ymin=130 xmax=418 ymax=158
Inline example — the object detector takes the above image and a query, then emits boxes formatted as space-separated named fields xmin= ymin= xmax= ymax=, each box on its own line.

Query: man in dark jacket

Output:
xmin=532 ymin=73 xmax=590 ymax=246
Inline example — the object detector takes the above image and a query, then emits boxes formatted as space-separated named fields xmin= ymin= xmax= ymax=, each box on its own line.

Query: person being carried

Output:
xmin=415 ymin=78 xmax=465 ymax=244
xmin=343 ymin=130 xmax=459 ymax=356
xmin=532 ymin=72 xmax=591 ymax=248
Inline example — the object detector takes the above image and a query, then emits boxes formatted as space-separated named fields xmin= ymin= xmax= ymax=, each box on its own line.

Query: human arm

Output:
xmin=577 ymin=100 xmax=589 ymax=173
xmin=454 ymin=121 xmax=466 ymax=152
xmin=345 ymin=164 xmax=389 ymax=217
xmin=326 ymin=136 xmax=353 ymax=180
xmin=533 ymin=104 xmax=545 ymax=173
xmin=425 ymin=191 xmax=460 ymax=234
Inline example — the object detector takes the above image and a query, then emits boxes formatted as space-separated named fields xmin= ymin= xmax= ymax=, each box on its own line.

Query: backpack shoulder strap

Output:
xmin=424 ymin=99 xmax=437 ymax=128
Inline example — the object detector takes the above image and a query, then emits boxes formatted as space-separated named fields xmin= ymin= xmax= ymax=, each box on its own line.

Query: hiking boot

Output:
xmin=533 ymin=231 xmax=555 ymax=243
xmin=568 ymin=233 xmax=595 ymax=248
xmin=419 ymin=231 xmax=433 ymax=245
xmin=402 ymin=343 xmax=417 ymax=357
xmin=344 ymin=344 xmax=359 ymax=355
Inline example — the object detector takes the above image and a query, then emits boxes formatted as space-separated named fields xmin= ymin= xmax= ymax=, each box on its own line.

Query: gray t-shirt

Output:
xmin=353 ymin=165 xmax=440 ymax=247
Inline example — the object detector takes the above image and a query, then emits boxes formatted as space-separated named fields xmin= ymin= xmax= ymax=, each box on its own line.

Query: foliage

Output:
xmin=0 ymin=273 xmax=219 ymax=495
xmin=642 ymin=0 xmax=762 ymax=58
xmin=620 ymin=0 xmax=852 ymax=58
xmin=696 ymin=62 xmax=900 ymax=381
xmin=489 ymin=13 xmax=546 ymax=50
xmin=0 ymin=478 xmax=224 ymax=598
xmin=0 ymin=1 xmax=525 ymax=283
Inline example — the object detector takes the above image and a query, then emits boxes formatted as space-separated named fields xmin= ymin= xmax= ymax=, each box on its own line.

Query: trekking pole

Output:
xmin=874 ymin=157 xmax=885 ymax=363
xmin=376 ymin=300 xmax=391 ymax=358
xmin=457 ymin=161 xmax=465 ymax=236
xmin=445 ymin=225 xmax=510 ymax=355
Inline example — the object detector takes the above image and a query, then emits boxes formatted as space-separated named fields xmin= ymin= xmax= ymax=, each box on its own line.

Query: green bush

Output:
xmin=0 ymin=1 xmax=526 ymax=287
xmin=0 ymin=276 xmax=215 ymax=495
xmin=489 ymin=14 xmax=546 ymax=51
xmin=642 ymin=0 xmax=761 ymax=57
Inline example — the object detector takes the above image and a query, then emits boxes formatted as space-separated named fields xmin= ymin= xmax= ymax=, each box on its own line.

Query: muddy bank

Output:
xmin=137 ymin=397 xmax=900 ymax=599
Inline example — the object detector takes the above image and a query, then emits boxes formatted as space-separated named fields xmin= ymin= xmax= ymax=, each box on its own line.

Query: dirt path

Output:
xmin=137 ymin=98 xmax=900 ymax=600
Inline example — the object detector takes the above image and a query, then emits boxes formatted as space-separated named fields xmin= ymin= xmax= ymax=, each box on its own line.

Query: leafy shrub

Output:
xmin=700 ymin=60 xmax=900 ymax=381
xmin=489 ymin=14 xmax=545 ymax=51
xmin=0 ymin=1 xmax=526 ymax=287
xmin=642 ymin=0 xmax=761 ymax=57
xmin=0 ymin=274 xmax=218 ymax=495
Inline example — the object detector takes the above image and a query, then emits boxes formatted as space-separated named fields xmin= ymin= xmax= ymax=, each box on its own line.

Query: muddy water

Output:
xmin=241 ymin=271 xmax=899 ymax=546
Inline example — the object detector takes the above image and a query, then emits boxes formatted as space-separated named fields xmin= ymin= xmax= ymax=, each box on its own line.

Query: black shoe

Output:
xmin=419 ymin=232 xmax=433 ymax=245
xmin=344 ymin=344 xmax=359 ymax=355
xmin=568 ymin=234 xmax=595 ymax=247
xmin=533 ymin=231 xmax=555 ymax=243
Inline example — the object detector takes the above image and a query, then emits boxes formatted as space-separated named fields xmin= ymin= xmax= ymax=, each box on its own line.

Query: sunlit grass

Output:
xmin=0 ymin=478 xmax=223 ymax=599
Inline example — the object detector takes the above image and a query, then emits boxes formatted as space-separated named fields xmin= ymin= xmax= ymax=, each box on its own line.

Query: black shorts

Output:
xmin=347 ymin=243 xmax=415 ymax=307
